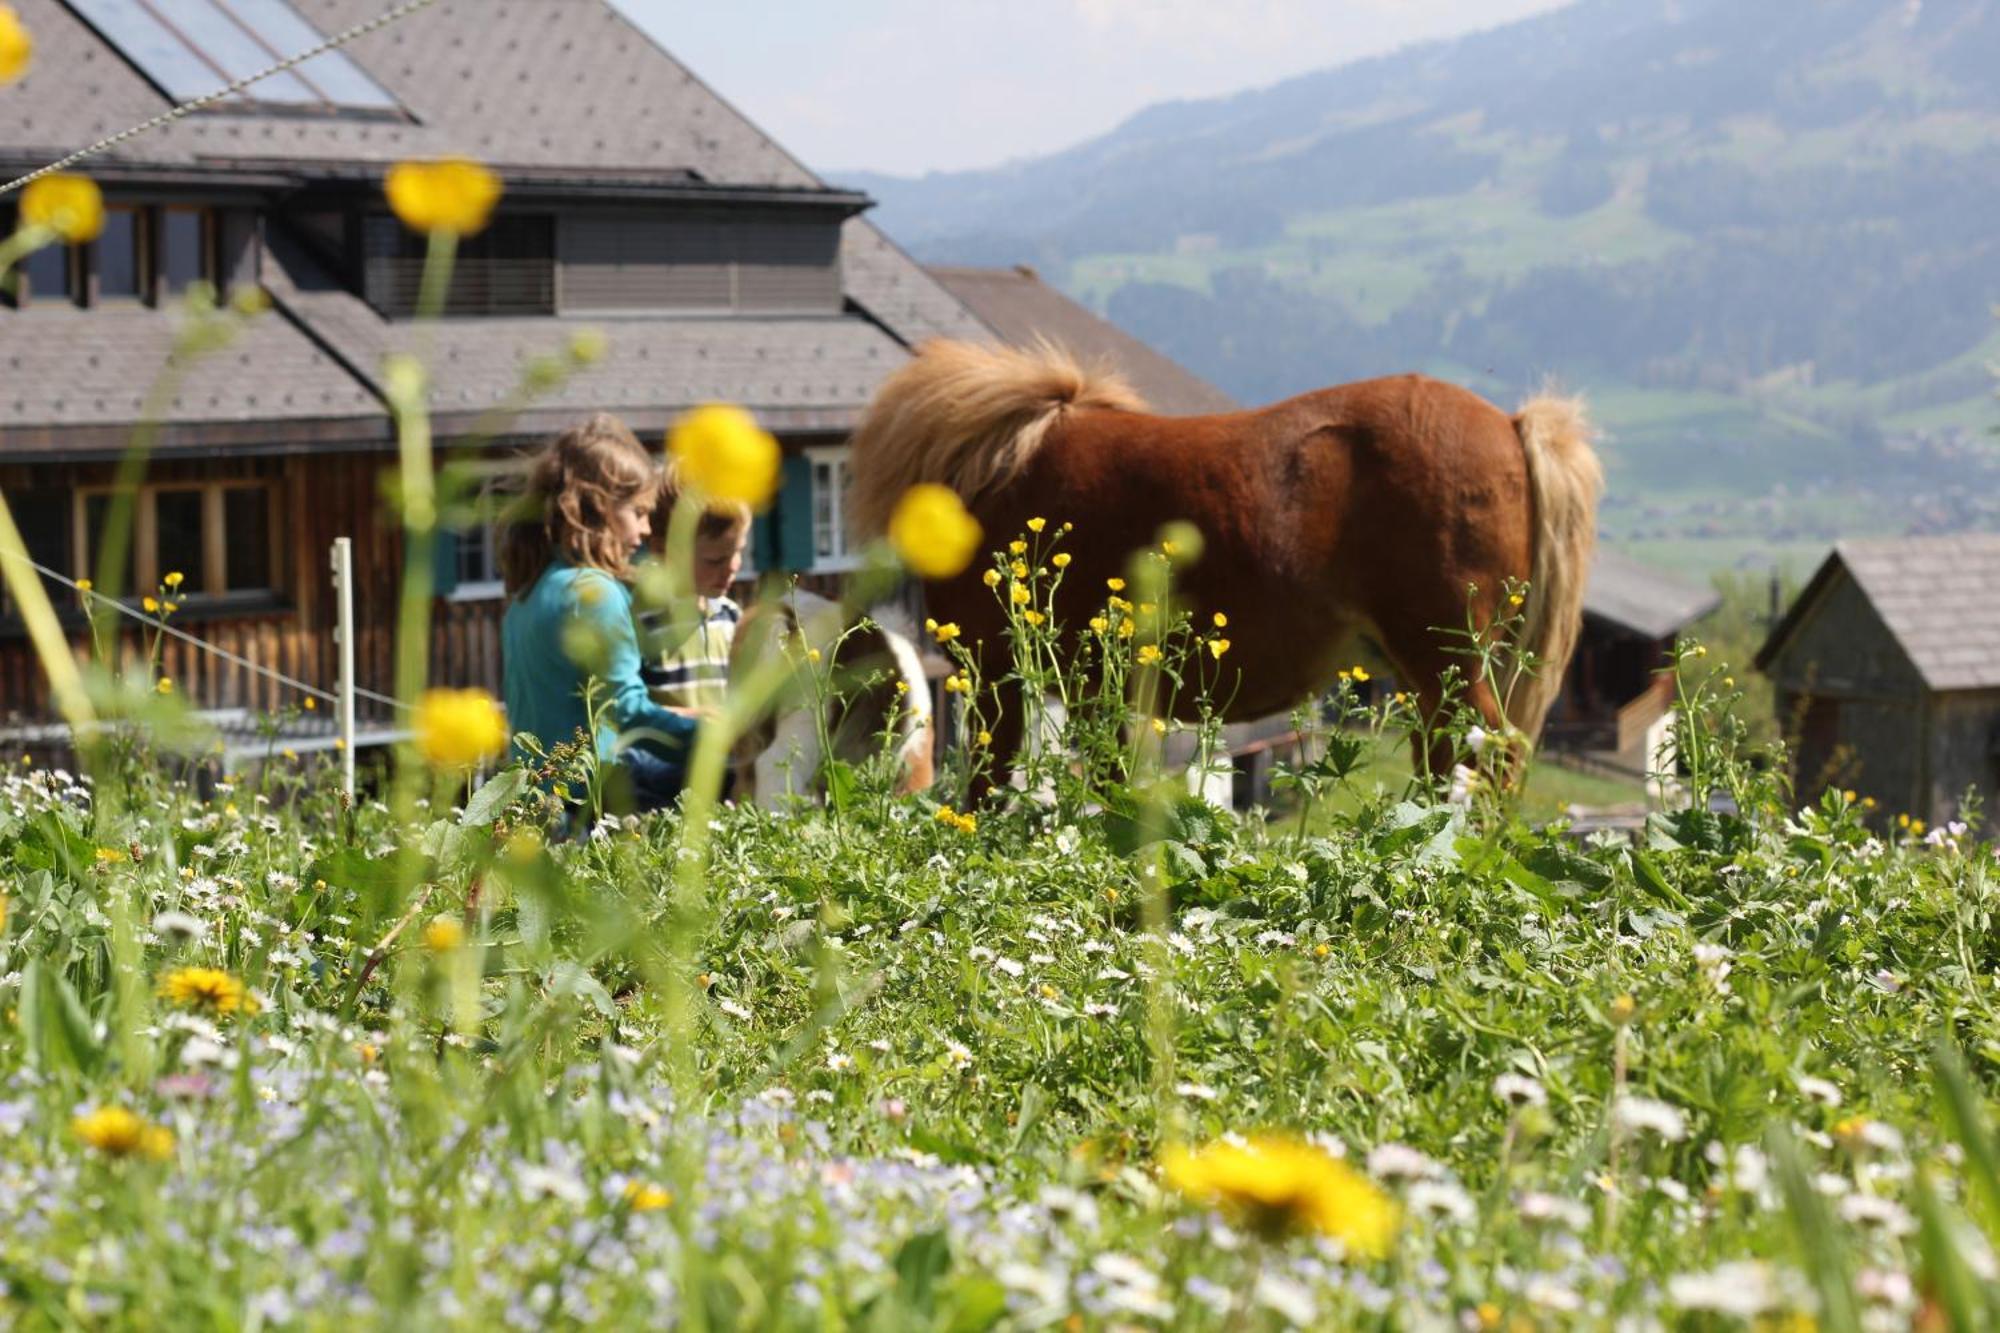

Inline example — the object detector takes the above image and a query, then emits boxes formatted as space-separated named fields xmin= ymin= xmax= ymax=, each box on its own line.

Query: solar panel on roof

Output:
xmin=66 ymin=0 xmax=401 ymax=112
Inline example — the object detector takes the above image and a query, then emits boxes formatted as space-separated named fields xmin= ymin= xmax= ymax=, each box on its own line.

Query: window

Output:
xmin=67 ymin=0 xmax=401 ymax=113
xmin=438 ymin=462 xmax=529 ymax=600
xmin=0 ymin=488 xmax=74 ymax=623
xmin=558 ymin=210 xmax=844 ymax=315
xmin=7 ymin=235 xmax=73 ymax=305
xmin=74 ymin=480 xmax=279 ymax=602
xmin=159 ymin=208 xmax=212 ymax=298
xmin=95 ymin=208 xmax=145 ymax=300
xmin=807 ymin=446 xmax=857 ymax=570
xmin=363 ymin=216 xmax=556 ymax=317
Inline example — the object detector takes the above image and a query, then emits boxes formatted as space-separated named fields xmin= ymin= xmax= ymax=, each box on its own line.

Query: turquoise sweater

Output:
xmin=502 ymin=561 xmax=697 ymax=763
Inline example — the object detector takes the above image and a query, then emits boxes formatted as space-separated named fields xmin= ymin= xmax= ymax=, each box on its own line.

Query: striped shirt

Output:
xmin=639 ymin=596 xmax=741 ymax=713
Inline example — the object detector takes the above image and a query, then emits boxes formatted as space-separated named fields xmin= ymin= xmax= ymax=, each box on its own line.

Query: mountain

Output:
xmin=834 ymin=0 xmax=2000 ymax=577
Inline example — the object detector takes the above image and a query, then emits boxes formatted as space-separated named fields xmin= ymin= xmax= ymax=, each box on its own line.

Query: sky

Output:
xmin=612 ymin=0 xmax=1575 ymax=178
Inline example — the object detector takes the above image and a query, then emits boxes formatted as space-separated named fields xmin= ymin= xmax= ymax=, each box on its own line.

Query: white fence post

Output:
xmin=331 ymin=537 xmax=357 ymax=798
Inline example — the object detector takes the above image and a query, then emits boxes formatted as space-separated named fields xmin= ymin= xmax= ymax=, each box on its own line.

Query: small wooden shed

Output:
xmin=1756 ymin=535 xmax=2000 ymax=826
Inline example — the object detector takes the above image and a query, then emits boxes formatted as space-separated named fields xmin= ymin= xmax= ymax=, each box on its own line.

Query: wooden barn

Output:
xmin=1756 ymin=534 xmax=2000 ymax=827
xmin=1542 ymin=548 xmax=1720 ymax=774
xmin=0 ymin=0 xmax=988 ymax=753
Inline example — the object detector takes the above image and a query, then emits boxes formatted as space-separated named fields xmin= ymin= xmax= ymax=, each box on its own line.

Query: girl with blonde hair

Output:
xmin=500 ymin=412 xmax=697 ymax=811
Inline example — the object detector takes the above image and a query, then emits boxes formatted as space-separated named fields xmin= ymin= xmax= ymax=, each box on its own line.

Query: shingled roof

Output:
xmin=926 ymin=265 xmax=1238 ymax=416
xmin=1 ymin=0 xmax=987 ymax=440
xmin=1757 ymin=534 xmax=2000 ymax=691
xmin=1583 ymin=546 xmax=1720 ymax=640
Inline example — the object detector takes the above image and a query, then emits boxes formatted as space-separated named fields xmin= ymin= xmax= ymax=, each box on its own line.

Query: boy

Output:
xmin=638 ymin=493 xmax=751 ymax=717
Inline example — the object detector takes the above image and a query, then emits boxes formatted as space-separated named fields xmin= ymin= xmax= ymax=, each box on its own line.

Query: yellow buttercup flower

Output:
xmin=163 ymin=571 xmax=184 ymax=589
xmin=155 ymin=677 xmax=173 ymax=695
xmin=1136 ymin=644 xmax=1162 ymax=666
xmin=73 ymin=1107 xmax=173 ymax=1162
xmin=159 ymin=966 xmax=256 ymax=1017
xmin=668 ymin=404 xmax=780 ymax=509
xmin=1009 ymin=584 xmax=1031 ymax=606
xmin=1106 ymin=577 xmax=1126 ymax=593
xmin=1051 ymin=552 xmax=1071 ymax=569
xmin=931 ymin=621 xmax=961 ymax=643
xmin=625 ymin=1181 xmax=672 ymax=1211
xmin=1350 ymin=666 xmax=1370 ymax=683
xmin=1150 ymin=717 xmax=1167 ymax=736
xmin=975 ymin=730 xmax=992 ymax=747
xmin=1212 ymin=612 xmax=1228 ymax=629
xmin=1010 ymin=560 xmax=1028 ymax=580
xmin=142 ymin=596 xmax=159 ymax=614
xmin=1162 ymin=1134 xmax=1400 ymax=1254
xmin=1008 ymin=539 xmax=1027 ymax=556
xmin=385 ymin=157 xmax=502 ymax=235
xmin=20 ymin=174 xmax=103 ymax=243
xmin=423 ymin=916 xmax=465 ymax=953
xmin=414 ymin=687 xmax=508 ymax=771
xmin=888 ymin=484 xmax=983 ymax=579
xmin=1023 ymin=610 xmax=1045 ymax=626
xmin=1209 ymin=638 xmax=1231 ymax=659
xmin=1089 ymin=616 xmax=1109 ymax=634
xmin=982 ymin=568 xmax=1002 ymax=589
xmin=0 ymin=6 xmax=31 ymax=84
xmin=1026 ymin=517 xmax=1046 ymax=533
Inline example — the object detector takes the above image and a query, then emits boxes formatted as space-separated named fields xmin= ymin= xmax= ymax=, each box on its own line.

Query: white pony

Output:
xmin=729 ymin=589 xmax=934 ymax=808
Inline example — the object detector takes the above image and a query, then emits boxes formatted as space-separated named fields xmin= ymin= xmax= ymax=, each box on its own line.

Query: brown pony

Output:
xmin=847 ymin=339 xmax=1601 ymax=782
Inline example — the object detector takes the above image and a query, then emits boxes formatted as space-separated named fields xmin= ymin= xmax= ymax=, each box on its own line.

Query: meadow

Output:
xmin=3 ymin=616 xmax=1998 ymax=1330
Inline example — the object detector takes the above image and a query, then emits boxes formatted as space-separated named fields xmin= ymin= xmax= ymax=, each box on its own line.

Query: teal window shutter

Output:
xmin=429 ymin=528 xmax=460 ymax=598
xmin=750 ymin=514 xmax=779 ymax=573
xmin=775 ymin=452 xmax=815 ymax=571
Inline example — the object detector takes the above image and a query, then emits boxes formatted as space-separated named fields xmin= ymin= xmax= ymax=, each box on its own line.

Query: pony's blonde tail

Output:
xmin=847 ymin=338 xmax=1146 ymax=541
xmin=1507 ymin=394 xmax=1603 ymax=742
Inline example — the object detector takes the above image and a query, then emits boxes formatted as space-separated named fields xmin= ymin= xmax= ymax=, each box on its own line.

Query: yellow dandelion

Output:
xmin=1026 ymin=517 xmax=1046 ymax=533
xmin=423 ymin=916 xmax=465 ymax=953
xmin=158 ymin=966 xmax=256 ymax=1017
xmin=668 ymin=403 xmax=780 ymax=509
xmin=73 ymin=1107 xmax=173 ymax=1162
xmin=0 ymin=5 xmax=32 ymax=84
xmin=20 ymin=173 xmax=104 ymax=243
xmin=414 ymin=688 xmax=508 ymax=771
xmin=888 ymin=484 xmax=983 ymax=579
xmin=625 ymin=1181 xmax=672 ymax=1212
xmin=385 ymin=157 xmax=502 ymax=235
xmin=94 ymin=846 xmax=125 ymax=863
xmin=1162 ymin=1134 xmax=1399 ymax=1254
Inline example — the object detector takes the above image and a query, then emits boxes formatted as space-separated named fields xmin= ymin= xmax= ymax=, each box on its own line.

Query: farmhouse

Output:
xmin=1756 ymin=534 xmax=2000 ymax=827
xmin=0 ymin=0 xmax=984 ymax=748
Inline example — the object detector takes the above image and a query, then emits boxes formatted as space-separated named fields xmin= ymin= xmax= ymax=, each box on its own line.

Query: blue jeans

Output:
xmin=613 ymin=745 xmax=687 ymax=814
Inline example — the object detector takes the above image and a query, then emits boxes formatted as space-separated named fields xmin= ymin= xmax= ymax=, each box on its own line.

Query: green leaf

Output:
xmin=20 ymin=959 xmax=101 ymax=1077
xmin=944 ymin=1276 xmax=1008 ymax=1333
xmin=1913 ymin=1165 xmax=1991 ymax=1333
xmin=892 ymin=1229 xmax=952 ymax=1315
xmin=460 ymin=767 xmax=529 ymax=827
xmin=1934 ymin=1038 xmax=2000 ymax=1243
xmin=1627 ymin=848 xmax=1692 ymax=911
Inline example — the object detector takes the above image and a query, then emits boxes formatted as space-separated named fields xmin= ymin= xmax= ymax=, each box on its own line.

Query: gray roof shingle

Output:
xmin=1583 ymin=546 xmax=1720 ymax=640
xmin=1833 ymin=534 xmax=2000 ymax=691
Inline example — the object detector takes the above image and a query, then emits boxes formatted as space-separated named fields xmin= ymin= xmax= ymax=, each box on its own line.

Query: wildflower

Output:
xmin=413 ymin=688 xmax=507 ymax=771
xmin=303 ymin=696 xmax=317 ymax=711
xmin=75 ymin=577 xmax=91 ymax=593
xmin=385 ymin=157 xmax=502 ymax=235
xmin=1107 ymin=577 xmax=1125 ymax=592
xmin=1839 ymin=1193 xmax=1915 ymax=1235
xmin=888 ymin=484 xmax=982 ymax=578
xmin=931 ymin=621 xmax=961 ymax=643
xmin=72 ymin=1106 xmax=173 ymax=1161
xmin=1612 ymin=1095 xmax=1687 ymax=1141
xmin=95 ymin=846 xmax=127 ymax=863
xmin=1366 ymin=1143 xmax=1443 ymax=1181
xmin=805 ymin=647 xmax=822 ymax=664
xmin=1209 ymin=638 xmax=1231 ymax=660
xmin=163 ymin=571 xmax=184 ymax=589
xmin=1607 ymin=992 xmax=1637 ymax=1026
xmin=156 ymin=677 xmax=174 ymax=695
xmin=1118 ymin=618 xmax=1135 ymax=638
xmin=159 ymin=966 xmax=256 ymax=1017
xmin=975 ymin=730 xmax=991 ymax=747
xmin=1350 ymin=665 xmax=1370 ymax=683
xmin=1051 ymin=552 xmax=1071 ymax=569
xmin=1010 ymin=584 xmax=1031 ymax=606
xmin=1136 ymin=644 xmax=1162 ymax=666
xmin=1163 ymin=1134 xmax=1400 ymax=1254
xmin=1009 ymin=560 xmax=1028 ymax=579
xmin=1212 ymin=611 xmax=1228 ymax=628
xmin=1150 ymin=718 xmax=1167 ymax=736
xmin=1493 ymin=1073 xmax=1547 ymax=1108
xmin=1023 ymin=610 xmax=1045 ymax=626
xmin=982 ymin=568 xmax=1001 ymax=588
xmin=20 ymin=173 xmax=104 ymax=243
xmin=1089 ymin=616 xmax=1109 ymax=634
xmin=1026 ymin=517 xmax=1046 ymax=533
xmin=0 ymin=4 xmax=30 ymax=83
xmin=1009 ymin=539 xmax=1027 ymax=555
xmin=624 ymin=1181 xmax=672 ymax=1211
xmin=668 ymin=403 xmax=780 ymax=508
xmin=143 ymin=596 xmax=160 ymax=613
xmin=423 ymin=916 xmax=465 ymax=953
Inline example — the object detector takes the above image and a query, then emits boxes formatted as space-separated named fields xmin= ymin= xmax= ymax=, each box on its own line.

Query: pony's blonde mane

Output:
xmin=1507 ymin=391 xmax=1602 ymax=742
xmin=847 ymin=338 xmax=1147 ymax=540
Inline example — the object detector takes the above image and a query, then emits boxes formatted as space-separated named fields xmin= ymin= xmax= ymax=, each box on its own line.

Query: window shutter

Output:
xmin=749 ymin=514 xmax=780 ymax=573
xmin=428 ymin=529 xmax=459 ymax=598
xmin=774 ymin=453 xmax=815 ymax=571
